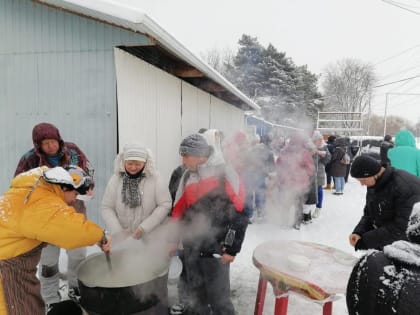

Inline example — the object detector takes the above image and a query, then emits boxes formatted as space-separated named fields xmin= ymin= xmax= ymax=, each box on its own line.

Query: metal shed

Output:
xmin=0 ymin=0 xmax=259 ymax=224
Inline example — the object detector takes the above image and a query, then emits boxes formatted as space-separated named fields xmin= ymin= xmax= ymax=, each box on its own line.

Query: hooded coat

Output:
xmin=347 ymin=248 xmax=420 ymax=315
xmin=14 ymin=123 xmax=91 ymax=177
xmin=388 ymin=129 xmax=420 ymax=176
xmin=0 ymin=167 xmax=103 ymax=315
xmin=347 ymin=203 xmax=420 ymax=315
xmin=171 ymin=148 xmax=247 ymax=257
xmin=329 ymin=137 xmax=348 ymax=177
xmin=101 ymin=150 xmax=172 ymax=240
xmin=14 ymin=123 xmax=92 ymax=215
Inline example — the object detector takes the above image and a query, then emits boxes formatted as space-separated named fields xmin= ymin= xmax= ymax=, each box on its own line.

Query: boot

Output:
xmin=323 ymin=184 xmax=332 ymax=190
xmin=312 ymin=208 xmax=321 ymax=218
xmin=303 ymin=213 xmax=312 ymax=224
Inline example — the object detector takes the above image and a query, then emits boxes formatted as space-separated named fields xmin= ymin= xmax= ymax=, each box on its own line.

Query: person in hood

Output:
xmin=275 ymin=132 xmax=316 ymax=229
xmin=0 ymin=166 xmax=110 ymax=315
xmin=14 ymin=122 xmax=94 ymax=306
xmin=311 ymin=130 xmax=331 ymax=219
xmin=101 ymin=142 xmax=172 ymax=312
xmin=101 ymin=142 xmax=171 ymax=241
xmin=169 ymin=129 xmax=228 ymax=315
xmin=349 ymin=155 xmax=420 ymax=251
xmin=379 ymin=134 xmax=394 ymax=167
xmin=388 ymin=129 xmax=420 ymax=176
xmin=347 ymin=202 xmax=420 ymax=315
xmin=170 ymin=133 xmax=248 ymax=315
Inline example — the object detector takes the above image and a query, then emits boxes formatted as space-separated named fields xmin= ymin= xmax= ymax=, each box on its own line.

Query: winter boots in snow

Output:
xmin=312 ymin=207 xmax=321 ymax=218
xmin=67 ymin=287 xmax=81 ymax=303
xmin=303 ymin=213 xmax=312 ymax=224
xmin=170 ymin=303 xmax=187 ymax=315
xmin=323 ymin=184 xmax=332 ymax=190
xmin=46 ymin=300 xmax=83 ymax=315
xmin=294 ymin=213 xmax=312 ymax=230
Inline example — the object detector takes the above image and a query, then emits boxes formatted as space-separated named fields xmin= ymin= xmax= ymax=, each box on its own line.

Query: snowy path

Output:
xmin=59 ymin=177 xmax=366 ymax=314
xmin=231 ymin=177 xmax=366 ymax=315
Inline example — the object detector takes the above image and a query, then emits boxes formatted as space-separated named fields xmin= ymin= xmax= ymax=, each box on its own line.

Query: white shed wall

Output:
xmin=210 ymin=97 xmax=245 ymax=139
xmin=114 ymin=48 xmax=245 ymax=182
xmin=115 ymin=48 xmax=181 ymax=179
xmin=181 ymin=82 xmax=211 ymax=138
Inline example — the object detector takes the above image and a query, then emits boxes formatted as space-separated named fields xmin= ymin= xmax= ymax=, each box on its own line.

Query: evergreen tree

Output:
xmin=227 ymin=35 xmax=322 ymax=125
xmin=230 ymin=35 xmax=266 ymax=99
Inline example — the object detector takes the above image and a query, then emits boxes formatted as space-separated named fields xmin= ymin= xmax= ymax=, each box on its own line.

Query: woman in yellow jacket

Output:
xmin=0 ymin=166 xmax=111 ymax=315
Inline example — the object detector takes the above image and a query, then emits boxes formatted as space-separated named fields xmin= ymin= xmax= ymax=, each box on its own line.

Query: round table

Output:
xmin=252 ymin=240 xmax=357 ymax=315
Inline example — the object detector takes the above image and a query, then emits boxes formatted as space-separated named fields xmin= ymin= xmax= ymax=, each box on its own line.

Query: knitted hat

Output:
xmin=123 ymin=143 xmax=148 ymax=162
xmin=179 ymin=134 xmax=211 ymax=157
xmin=350 ymin=155 xmax=381 ymax=178
xmin=407 ymin=202 xmax=420 ymax=243
xmin=327 ymin=135 xmax=336 ymax=144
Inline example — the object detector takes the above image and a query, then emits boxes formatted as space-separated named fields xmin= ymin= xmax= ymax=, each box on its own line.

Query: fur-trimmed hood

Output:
xmin=113 ymin=148 xmax=156 ymax=178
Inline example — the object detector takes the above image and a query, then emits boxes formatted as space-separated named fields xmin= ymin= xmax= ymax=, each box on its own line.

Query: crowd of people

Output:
xmin=2 ymin=121 xmax=420 ymax=315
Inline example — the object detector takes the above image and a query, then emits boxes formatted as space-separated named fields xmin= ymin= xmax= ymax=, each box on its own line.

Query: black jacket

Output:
xmin=347 ymin=250 xmax=420 ymax=315
xmin=171 ymin=167 xmax=248 ymax=257
xmin=353 ymin=167 xmax=420 ymax=250
xmin=379 ymin=140 xmax=394 ymax=166
xmin=180 ymin=181 xmax=248 ymax=256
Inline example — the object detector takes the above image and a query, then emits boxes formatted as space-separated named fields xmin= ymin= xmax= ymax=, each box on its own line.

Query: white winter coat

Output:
xmin=101 ymin=152 xmax=171 ymax=240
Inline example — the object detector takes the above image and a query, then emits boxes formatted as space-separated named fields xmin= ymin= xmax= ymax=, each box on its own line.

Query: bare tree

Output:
xmin=363 ymin=113 xmax=414 ymax=136
xmin=199 ymin=47 xmax=235 ymax=77
xmin=322 ymin=58 xmax=376 ymax=129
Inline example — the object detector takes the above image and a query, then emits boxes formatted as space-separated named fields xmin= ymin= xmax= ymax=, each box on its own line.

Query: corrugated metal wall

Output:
xmin=0 ymin=0 xmax=246 ymax=225
xmin=0 ymin=0 xmax=151 ymax=224
xmin=114 ymin=49 xmax=245 ymax=181
xmin=114 ymin=48 xmax=182 ymax=180
xmin=181 ymin=82 xmax=211 ymax=137
xmin=210 ymin=97 xmax=245 ymax=137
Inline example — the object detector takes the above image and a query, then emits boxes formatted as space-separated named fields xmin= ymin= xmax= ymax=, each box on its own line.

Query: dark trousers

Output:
xmin=345 ymin=164 xmax=351 ymax=183
xmin=183 ymin=248 xmax=235 ymax=315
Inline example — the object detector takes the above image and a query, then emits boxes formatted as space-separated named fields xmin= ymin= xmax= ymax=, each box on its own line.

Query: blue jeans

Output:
xmin=316 ymin=185 xmax=323 ymax=208
xmin=334 ymin=177 xmax=345 ymax=193
xmin=255 ymin=176 xmax=266 ymax=209
xmin=243 ymin=194 xmax=254 ymax=219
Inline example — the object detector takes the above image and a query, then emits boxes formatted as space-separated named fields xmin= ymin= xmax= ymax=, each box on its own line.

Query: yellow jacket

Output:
xmin=0 ymin=167 xmax=104 ymax=315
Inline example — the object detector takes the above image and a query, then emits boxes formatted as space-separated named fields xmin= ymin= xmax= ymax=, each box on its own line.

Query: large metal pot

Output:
xmin=77 ymin=244 xmax=169 ymax=315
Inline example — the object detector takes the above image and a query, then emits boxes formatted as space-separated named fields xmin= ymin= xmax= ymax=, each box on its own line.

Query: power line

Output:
xmin=377 ymin=63 xmax=420 ymax=81
xmin=382 ymin=0 xmax=420 ymax=14
xmin=374 ymin=43 xmax=420 ymax=66
xmin=374 ymin=74 xmax=420 ymax=87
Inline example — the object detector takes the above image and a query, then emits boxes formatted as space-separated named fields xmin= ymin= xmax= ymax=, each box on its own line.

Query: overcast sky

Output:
xmin=115 ymin=0 xmax=420 ymax=125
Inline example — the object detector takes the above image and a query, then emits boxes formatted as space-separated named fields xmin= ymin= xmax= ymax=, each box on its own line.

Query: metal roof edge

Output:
xmin=36 ymin=0 xmax=260 ymax=111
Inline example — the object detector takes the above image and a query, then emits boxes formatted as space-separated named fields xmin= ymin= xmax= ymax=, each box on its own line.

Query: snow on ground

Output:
xmin=59 ymin=177 xmax=366 ymax=314
xmin=230 ymin=176 xmax=366 ymax=315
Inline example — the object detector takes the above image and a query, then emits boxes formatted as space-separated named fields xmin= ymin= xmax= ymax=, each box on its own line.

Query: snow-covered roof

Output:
xmin=36 ymin=0 xmax=260 ymax=111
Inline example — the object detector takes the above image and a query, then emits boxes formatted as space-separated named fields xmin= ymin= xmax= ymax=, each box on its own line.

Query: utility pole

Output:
xmin=367 ymin=95 xmax=371 ymax=135
xmin=383 ymin=92 xmax=420 ymax=137
xmin=383 ymin=93 xmax=388 ymax=137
